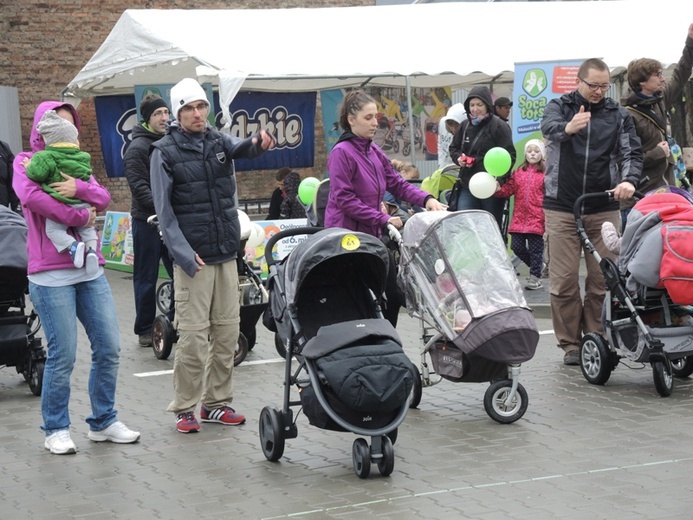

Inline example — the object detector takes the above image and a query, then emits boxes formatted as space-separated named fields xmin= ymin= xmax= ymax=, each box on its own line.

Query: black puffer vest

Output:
xmin=153 ymin=129 xmax=240 ymax=262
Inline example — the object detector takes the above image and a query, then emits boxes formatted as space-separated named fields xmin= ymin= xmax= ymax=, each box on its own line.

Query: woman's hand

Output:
xmin=49 ymin=172 xmax=78 ymax=198
xmin=388 ymin=216 xmax=404 ymax=229
xmin=425 ymin=198 xmax=447 ymax=211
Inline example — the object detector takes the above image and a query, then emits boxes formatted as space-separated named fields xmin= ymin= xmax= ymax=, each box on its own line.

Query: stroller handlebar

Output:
xmin=573 ymin=191 xmax=646 ymax=220
xmin=264 ymin=226 xmax=324 ymax=268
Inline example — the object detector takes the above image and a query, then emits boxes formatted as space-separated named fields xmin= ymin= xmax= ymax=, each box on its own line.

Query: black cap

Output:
xmin=494 ymin=97 xmax=513 ymax=107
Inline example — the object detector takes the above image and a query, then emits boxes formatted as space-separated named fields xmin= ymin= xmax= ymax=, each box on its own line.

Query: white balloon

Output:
xmin=246 ymin=223 xmax=266 ymax=248
xmin=468 ymin=172 xmax=497 ymax=200
xmin=238 ymin=210 xmax=251 ymax=240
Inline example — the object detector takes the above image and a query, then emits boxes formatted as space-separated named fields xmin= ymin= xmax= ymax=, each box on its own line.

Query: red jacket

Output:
xmin=495 ymin=164 xmax=545 ymax=235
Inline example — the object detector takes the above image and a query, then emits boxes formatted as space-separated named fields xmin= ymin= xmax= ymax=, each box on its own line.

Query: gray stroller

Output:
xmin=576 ymin=191 xmax=693 ymax=397
xmin=395 ymin=210 xmax=539 ymax=423
xmin=0 ymin=206 xmax=46 ymax=395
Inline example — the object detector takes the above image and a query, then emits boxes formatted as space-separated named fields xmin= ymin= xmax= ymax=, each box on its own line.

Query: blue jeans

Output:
xmin=29 ymin=275 xmax=121 ymax=435
xmin=132 ymin=218 xmax=174 ymax=334
xmin=455 ymin=186 xmax=506 ymax=229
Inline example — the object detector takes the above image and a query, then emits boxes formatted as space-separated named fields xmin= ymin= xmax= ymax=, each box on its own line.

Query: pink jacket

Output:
xmin=12 ymin=101 xmax=111 ymax=274
xmin=495 ymin=164 xmax=545 ymax=236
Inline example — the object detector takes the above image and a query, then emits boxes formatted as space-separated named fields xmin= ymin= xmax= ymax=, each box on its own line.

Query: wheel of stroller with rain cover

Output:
xmin=27 ymin=359 xmax=44 ymax=396
xmin=375 ymin=435 xmax=395 ymax=477
xmin=652 ymin=359 xmax=673 ymax=397
xmin=235 ymin=332 xmax=249 ymax=366
xmin=259 ymin=406 xmax=285 ymax=461
xmin=671 ymin=356 xmax=693 ymax=378
xmin=274 ymin=332 xmax=287 ymax=358
xmin=483 ymin=379 xmax=528 ymax=424
xmin=156 ymin=280 xmax=172 ymax=314
xmin=352 ymin=438 xmax=371 ymax=479
xmin=409 ymin=364 xmax=422 ymax=409
xmin=152 ymin=315 xmax=175 ymax=360
xmin=580 ymin=332 xmax=615 ymax=385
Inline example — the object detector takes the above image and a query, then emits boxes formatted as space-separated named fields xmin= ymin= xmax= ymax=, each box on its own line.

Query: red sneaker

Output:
xmin=176 ymin=412 xmax=200 ymax=433
xmin=200 ymin=405 xmax=246 ymax=426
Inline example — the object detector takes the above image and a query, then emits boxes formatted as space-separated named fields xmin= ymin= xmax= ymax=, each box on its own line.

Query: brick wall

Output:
xmin=0 ymin=0 xmax=370 ymax=211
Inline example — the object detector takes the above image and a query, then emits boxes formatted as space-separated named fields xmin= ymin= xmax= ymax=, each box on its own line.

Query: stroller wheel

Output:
xmin=352 ymin=438 xmax=371 ymax=479
xmin=652 ymin=359 xmax=674 ymax=397
xmin=671 ymin=356 xmax=693 ymax=378
xmin=376 ymin=435 xmax=395 ymax=477
xmin=244 ymin=327 xmax=257 ymax=351
xmin=235 ymin=332 xmax=249 ymax=367
xmin=409 ymin=365 xmax=422 ymax=409
xmin=483 ymin=380 xmax=528 ymax=424
xmin=156 ymin=281 xmax=172 ymax=314
xmin=274 ymin=332 xmax=287 ymax=358
xmin=28 ymin=360 xmax=44 ymax=397
xmin=580 ymin=333 xmax=613 ymax=386
xmin=152 ymin=315 xmax=175 ymax=360
xmin=259 ymin=406 xmax=285 ymax=461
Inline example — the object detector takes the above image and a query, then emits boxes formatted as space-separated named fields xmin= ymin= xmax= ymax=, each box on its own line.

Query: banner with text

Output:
xmin=94 ymin=90 xmax=317 ymax=177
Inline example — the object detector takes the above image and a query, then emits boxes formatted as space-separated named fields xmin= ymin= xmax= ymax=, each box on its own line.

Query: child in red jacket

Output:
xmin=495 ymin=139 xmax=546 ymax=290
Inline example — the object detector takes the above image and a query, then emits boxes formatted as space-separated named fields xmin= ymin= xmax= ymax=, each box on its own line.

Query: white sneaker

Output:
xmin=88 ymin=421 xmax=141 ymax=444
xmin=85 ymin=247 xmax=99 ymax=275
xmin=44 ymin=430 xmax=77 ymax=455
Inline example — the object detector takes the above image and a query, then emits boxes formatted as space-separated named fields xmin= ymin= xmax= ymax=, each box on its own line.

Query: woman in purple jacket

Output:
xmin=325 ymin=90 xmax=446 ymax=324
xmin=13 ymin=101 xmax=140 ymax=455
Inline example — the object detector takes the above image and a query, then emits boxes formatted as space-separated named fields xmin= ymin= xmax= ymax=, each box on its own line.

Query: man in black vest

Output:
xmin=151 ymin=78 xmax=275 ymax=434
xmin=123 ymin=94 xmax=173 ymax=348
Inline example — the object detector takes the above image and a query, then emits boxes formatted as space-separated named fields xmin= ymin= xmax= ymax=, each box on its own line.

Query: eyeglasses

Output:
xmin=653 ymin=71 xmax=665 ymax=78
xmin=579 ymin=78 xmax=611 ymax=92
xmin=180 ymin=102 xmax=209 ymax=114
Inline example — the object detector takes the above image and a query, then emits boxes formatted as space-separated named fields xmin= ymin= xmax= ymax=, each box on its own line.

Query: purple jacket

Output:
xmin=12 ymin=101 xmax=110 ymax=275
xmin=325 ymin=136 xmax=430 ymax=237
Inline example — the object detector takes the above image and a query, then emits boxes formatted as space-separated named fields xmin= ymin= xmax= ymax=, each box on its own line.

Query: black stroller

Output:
xmin=260 ymin=227 xmax=414 ymax=479
xmin=0 ymin=206 xmax=46 ymax=395
xmin=575 ymin=191 xmax=693 ymax=397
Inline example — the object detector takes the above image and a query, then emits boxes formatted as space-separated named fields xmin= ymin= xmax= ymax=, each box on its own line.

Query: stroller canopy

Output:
xmin=282 ymin=227 xmax=390 ymax=307
xmin=0 ymin=206 xmax=28 ymax=272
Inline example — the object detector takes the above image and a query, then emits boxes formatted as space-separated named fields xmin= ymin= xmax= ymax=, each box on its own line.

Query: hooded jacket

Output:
xmin=437 ymin=103 xmax=466 ymax=168
xmin=541 ymin=91 xmax=643 ymax=214
xmin=123 ymin=122 xmax=166 ymax=221
xmin=495 ymin=163 xmax=545 ymax=235
xmin=619 ymin=32 xmax=693 ymax=210
xmin=448 ymin=86 xmax=516 ymax=188
xmin=325 ymin=132 xmax=431 ymax=238
xmin=12 ymin=101 xmax=110 ymax=275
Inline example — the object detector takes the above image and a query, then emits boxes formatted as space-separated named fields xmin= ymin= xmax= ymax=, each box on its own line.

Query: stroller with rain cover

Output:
xmin=576 ymin=191 xmax=693 ymax=397
xmin=260 ymin=227 xmax=414 ymax=478
xmin=396 ymin=210 xmax=539 ymax=423
xmin=0 ymin=206 xmax=46 ymax=395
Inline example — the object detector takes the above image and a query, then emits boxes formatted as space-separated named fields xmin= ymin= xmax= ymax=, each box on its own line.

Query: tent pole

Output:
xmin=405 ymin=76 xmax=416 ymax=163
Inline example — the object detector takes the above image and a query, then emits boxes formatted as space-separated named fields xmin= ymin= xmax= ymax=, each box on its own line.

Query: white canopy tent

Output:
xmin=65 ymin=0 xmax=691 ymax=102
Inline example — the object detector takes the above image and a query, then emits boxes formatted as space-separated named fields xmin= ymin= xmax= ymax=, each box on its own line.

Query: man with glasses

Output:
xmin=151 ymin=78 xmax=275 ymax=433
xmin=620 ymin=23 xmax=693 ymax=227
xmin=540 ymin=58 xmax=643 ymax=366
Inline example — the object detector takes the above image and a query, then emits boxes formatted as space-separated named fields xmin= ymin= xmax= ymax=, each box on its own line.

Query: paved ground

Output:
xmin=2 ymin=266 xmax=693 ymax=519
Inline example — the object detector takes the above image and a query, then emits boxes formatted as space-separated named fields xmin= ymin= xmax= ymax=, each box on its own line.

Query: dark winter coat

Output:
xmin=0 ymin=140 xmax=19 ymax=211
xmin=540 ymin=91 xmax=643 ymax=214
xmin=619 ymin=32 xmax=693 ymax=210
xmin=123 ymin=123 xmax=165 ymax=221
xmin=448 ymin=86 xmax=516 ymax=189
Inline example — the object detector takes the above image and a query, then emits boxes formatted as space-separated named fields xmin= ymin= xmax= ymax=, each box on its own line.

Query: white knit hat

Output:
xmin=36 ymin=110 xmax=79 ymax=146
xmin=524 ymin=138 xmax=546 ymax=160
xmin=170 ymin=78 xmax=209 ymax=120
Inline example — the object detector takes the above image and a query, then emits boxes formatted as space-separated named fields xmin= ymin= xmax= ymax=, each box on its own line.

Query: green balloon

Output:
xmin=298 ymin=177 xmax=320 ymax=205
xmin=484 ymin=147 xmax=512 ymax=177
